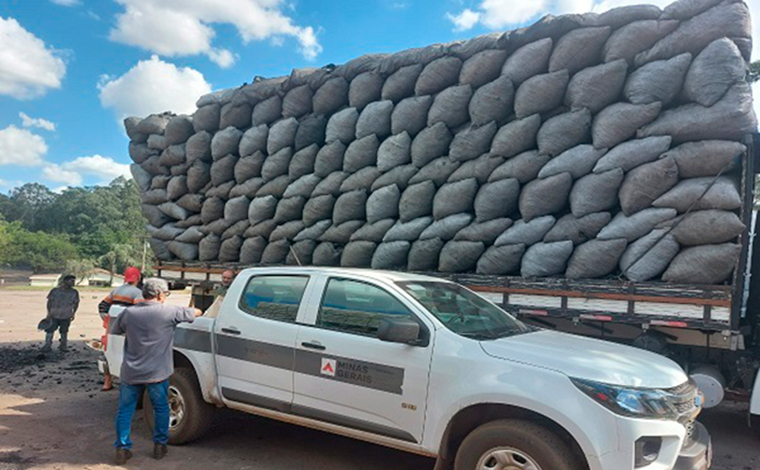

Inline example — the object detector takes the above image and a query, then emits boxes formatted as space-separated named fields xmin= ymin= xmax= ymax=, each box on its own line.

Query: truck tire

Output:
xmin=143 ymin=367 xmax=215 ymax=444
xmin=454 ymin=419 xmax=583 ymax=470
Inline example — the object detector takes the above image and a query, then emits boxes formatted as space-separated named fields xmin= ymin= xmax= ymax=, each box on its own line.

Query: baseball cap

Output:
xmin=124 ymin=267 xmax=141 ymax=283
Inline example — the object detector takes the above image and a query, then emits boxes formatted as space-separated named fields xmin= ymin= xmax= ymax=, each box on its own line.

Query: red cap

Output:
xmin=124 ymin=267 xmax=141 ymax=283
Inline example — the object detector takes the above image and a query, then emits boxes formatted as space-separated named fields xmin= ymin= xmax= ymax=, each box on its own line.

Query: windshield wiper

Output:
xmin=460 ymin=332 xmax=500 ymax=340
xmin=465 ymin=325 xmax=532 ymax=340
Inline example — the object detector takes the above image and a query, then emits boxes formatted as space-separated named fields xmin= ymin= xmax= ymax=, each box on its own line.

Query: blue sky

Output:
xmin=0 ymin=0 xmax=757 ymax=192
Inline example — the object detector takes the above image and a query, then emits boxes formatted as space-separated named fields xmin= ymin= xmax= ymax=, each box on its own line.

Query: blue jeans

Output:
xmin=115 ymin=379 xmax=170 ymax=449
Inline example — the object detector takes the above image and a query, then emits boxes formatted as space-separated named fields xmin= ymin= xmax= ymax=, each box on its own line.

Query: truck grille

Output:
xmin=664 ymin=380 xmax=700 ymax=442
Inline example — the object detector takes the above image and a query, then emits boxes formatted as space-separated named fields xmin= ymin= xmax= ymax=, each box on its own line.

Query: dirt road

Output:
xmin=0 ymin=289 xmax=757 ymax=470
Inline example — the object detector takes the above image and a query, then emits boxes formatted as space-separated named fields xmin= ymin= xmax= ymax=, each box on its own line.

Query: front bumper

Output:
xmin=674 ymin=422 xmax=711 ymax=470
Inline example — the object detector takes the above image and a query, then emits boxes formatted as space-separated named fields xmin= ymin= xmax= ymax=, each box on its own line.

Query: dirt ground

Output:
xmin=0 ymin=288 xmax=757 ymax=470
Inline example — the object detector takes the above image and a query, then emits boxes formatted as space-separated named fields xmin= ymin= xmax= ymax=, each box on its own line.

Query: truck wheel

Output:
xmin=454 ymin=419 xmax=583 ymax=470
xmin=143 ymin=367 xmax=214 ymax=444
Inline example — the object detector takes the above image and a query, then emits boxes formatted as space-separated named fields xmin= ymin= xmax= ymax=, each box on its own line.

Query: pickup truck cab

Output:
xmin=101 ymin=267 xmax=711 ymax=470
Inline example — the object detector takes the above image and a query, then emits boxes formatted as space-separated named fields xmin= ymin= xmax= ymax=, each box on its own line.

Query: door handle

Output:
xmin=221 ymin=327 xmax=241 ymax=335
xmin=301 ymin=341 xmax=326 ymax=351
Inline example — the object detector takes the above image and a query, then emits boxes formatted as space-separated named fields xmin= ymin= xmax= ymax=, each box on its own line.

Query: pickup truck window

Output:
xmin=397 ymin=281 xmax=531 ymax=340
xmin=317 ymin=278 xmax=414 ymax=337
xmin=239 ymin=275 xmax=309 ymax=323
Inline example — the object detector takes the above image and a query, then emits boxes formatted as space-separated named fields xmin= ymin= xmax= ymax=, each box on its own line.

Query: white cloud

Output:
xmin=445 ymin=0 xmax=683 ymax=31
xmin=447 ymin=9 xmax=481 ymax=32
xmin=42 ymin=165 xmax=82 ymax=186
xmin=749 ymin=0 xmax=760 ymax=62
xmin=98 ymin=55 xmax=212 ymax=119
xmin=0 ymin=17 xmax=67 ymax=99
xmin=0 ymin=126 xmax=48 ymax=166
xmin=50 ymin=0 xmax=81 ymax=6
xmin=207 ymin=48 xmax=237 ymax=68
xmin=43 ymin=155 xmax=132 ymax=187
xmin=109 ymin=0 xmax=323 ymax=64
xmin=479 ymin=0 xmax=548 ymax=28
xmin=19 ymin=112 xmax=56 ymax=131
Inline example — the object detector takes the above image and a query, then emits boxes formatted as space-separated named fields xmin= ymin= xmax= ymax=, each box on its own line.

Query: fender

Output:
xmin=429 ymin=390 xmax=606 ymax=469
xmin=751 ymin=368 xmax=760 ymax=416
xmin=174 ymin=317 xmax=223 ymax=406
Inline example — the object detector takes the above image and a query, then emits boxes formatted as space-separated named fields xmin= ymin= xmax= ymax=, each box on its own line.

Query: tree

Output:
xmin=0 ymin=221 xmax=10 ymax=267
xmin=65 ymin=258 xmax=96 ymax=285
xmin=2 ymin=222 xmax=79 ymax=272
xmin=750 ymin=61 xmax=760 ymax=83
xmin=0 ymin=178 xmax=150 ymax=271
xmin=99 ymin=243 xmax=140 ymax=284
xmin=8 ymin=183 xmax=56 ymax=231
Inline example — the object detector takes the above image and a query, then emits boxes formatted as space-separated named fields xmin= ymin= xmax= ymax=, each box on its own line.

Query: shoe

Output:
xmin=41 ymin=343 xmax=52 ymax=353
xmin=153 ymin=443 xmax=168 ymax=460
xmin=58 ymin=344 xmax=68 ymax=352
xmin=115 ymin=448 xmax=132 ymax=465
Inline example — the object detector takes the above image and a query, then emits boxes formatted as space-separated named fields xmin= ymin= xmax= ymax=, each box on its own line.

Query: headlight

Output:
xmin=571 ymin=378 xmax=679 ymax=420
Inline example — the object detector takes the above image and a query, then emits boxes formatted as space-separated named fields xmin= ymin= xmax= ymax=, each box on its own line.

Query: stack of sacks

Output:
xmin=127 ymin=0 xmax=756 ymax=285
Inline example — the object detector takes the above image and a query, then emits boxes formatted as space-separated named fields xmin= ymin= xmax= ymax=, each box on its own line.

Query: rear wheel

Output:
xmin=143 ymin=367 xmax=214 ymax=444
xmin=454 ymin=419 xmax=583 ymax=470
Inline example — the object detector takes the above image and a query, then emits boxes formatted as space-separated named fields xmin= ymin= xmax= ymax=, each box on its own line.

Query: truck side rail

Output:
xmin=436 ymin=274 xmax=734 ymax=332
xmin=154 ymin=262 xmax=735 ymax=332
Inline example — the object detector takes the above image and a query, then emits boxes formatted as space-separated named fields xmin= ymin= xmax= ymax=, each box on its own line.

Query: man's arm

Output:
xmin=46 ymin=289 xmax=55 ymax=318
xmin=173 ymin=305 xmax=203 ymax=324
xmin=72 ymin=291 xmax=80 ymax=319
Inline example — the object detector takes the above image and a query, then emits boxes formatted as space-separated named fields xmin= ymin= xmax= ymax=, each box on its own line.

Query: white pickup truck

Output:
xmin=101 ymin=267 xmax=711 ymax=470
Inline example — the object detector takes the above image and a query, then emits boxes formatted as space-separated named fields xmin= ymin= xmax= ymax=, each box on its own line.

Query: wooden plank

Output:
xmin=153 ymin=265 xmax=241 ymax=275
xmin=466 ymin=286 xmax=732 ymax=307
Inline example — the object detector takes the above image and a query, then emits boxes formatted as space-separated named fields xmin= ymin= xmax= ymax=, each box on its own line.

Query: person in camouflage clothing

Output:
xmin=43 ymin=274 xmax=80 ymax=352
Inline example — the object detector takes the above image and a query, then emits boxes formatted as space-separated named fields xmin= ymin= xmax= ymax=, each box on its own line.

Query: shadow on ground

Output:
xmin=0 ymin=340 xmax=433 ymax=470
xmin=0 ymin=340 xmax=757 ymax=470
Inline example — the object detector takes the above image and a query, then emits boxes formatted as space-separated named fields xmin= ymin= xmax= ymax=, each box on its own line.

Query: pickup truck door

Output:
xmin=214 ymin=273 xmax=312 ymax=411
xmin=292 ymin=275 xmax=435 ymax=445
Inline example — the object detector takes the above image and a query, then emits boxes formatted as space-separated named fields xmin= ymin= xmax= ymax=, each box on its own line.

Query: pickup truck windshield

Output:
xmin=397 ymin=281 xmax=532 ymax=340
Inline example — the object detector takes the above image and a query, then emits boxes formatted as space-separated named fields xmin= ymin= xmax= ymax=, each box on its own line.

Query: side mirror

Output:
xmin=377 ymin=318 xmax=421 ymax=345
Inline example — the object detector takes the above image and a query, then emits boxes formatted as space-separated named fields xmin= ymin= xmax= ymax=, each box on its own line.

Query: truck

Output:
xmin=102 ymin=266 xmax=710 ymax=470
xmin=150 ymin=133 xmax=760 ymax=428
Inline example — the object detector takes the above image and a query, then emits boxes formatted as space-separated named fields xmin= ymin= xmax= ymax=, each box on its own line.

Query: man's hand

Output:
xmin=193 ymin=308 xmax=204 ymax=317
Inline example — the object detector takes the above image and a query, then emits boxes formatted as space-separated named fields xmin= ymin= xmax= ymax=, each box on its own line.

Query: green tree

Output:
xmin=750 ymin=61 xmax=760 ymax=83
xmin=65 ymin=258 xmax=96 ymax=285
xmin=8 ymin=183 xmax=56 ymax=231
xmin=0 ymin=220 xmax=11 ymax=267
xmin=0 ymin=178 xmax=150 ymax=271
xmin=3 ymin=222 xmax=79 ymax=272
xmin=99 ymin=242 xmax=140 ymax=284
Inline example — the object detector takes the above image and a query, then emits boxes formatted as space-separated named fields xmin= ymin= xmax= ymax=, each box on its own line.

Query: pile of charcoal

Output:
xmin=127 ymin=0 xmax=756 ymax=284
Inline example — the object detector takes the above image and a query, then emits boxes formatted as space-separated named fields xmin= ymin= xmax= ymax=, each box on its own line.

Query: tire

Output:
xmin=454 ymin=419 xmax=583 ymax=470
xmin=143 ymin=367 xmax=215 ymax=444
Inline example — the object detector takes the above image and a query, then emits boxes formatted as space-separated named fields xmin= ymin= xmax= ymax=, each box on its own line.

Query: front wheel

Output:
xmin=454 ymin=419 xmax=583 ymax=470
xmin=143 ymin=367 xmax=215 ymax=444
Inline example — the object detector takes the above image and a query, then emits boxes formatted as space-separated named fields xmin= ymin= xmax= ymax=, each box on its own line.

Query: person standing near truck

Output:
xmin=42 ymin=274 xmax=79 ymax=352
xmin=214 ymin=269 xmax=235 ymax=298
xmin=98 ymin=267 xmax=143 ymax=391
xmin=111 ymin=278 xmax=202 ymax=465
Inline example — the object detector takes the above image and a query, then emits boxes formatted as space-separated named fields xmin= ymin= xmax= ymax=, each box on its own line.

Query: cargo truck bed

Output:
xmin=154 ymin=261 xmax=738 ymax=333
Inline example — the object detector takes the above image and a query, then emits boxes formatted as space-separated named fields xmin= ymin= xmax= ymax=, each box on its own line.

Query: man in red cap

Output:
xmin=99 ymin=267 xmax=143 ymax=391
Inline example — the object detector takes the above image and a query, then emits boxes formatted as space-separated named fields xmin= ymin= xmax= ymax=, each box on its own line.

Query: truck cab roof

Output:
xmin=235 ymin=266 xmax=448 ymax=285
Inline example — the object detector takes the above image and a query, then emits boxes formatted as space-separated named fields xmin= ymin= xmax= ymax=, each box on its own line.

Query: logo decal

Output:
xmin=321 ymin=358 xmax=336 ymax=377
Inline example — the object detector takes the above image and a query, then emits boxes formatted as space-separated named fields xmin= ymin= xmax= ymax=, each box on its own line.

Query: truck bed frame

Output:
xmin=154 ymin=134 xmax=760 ymax=349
